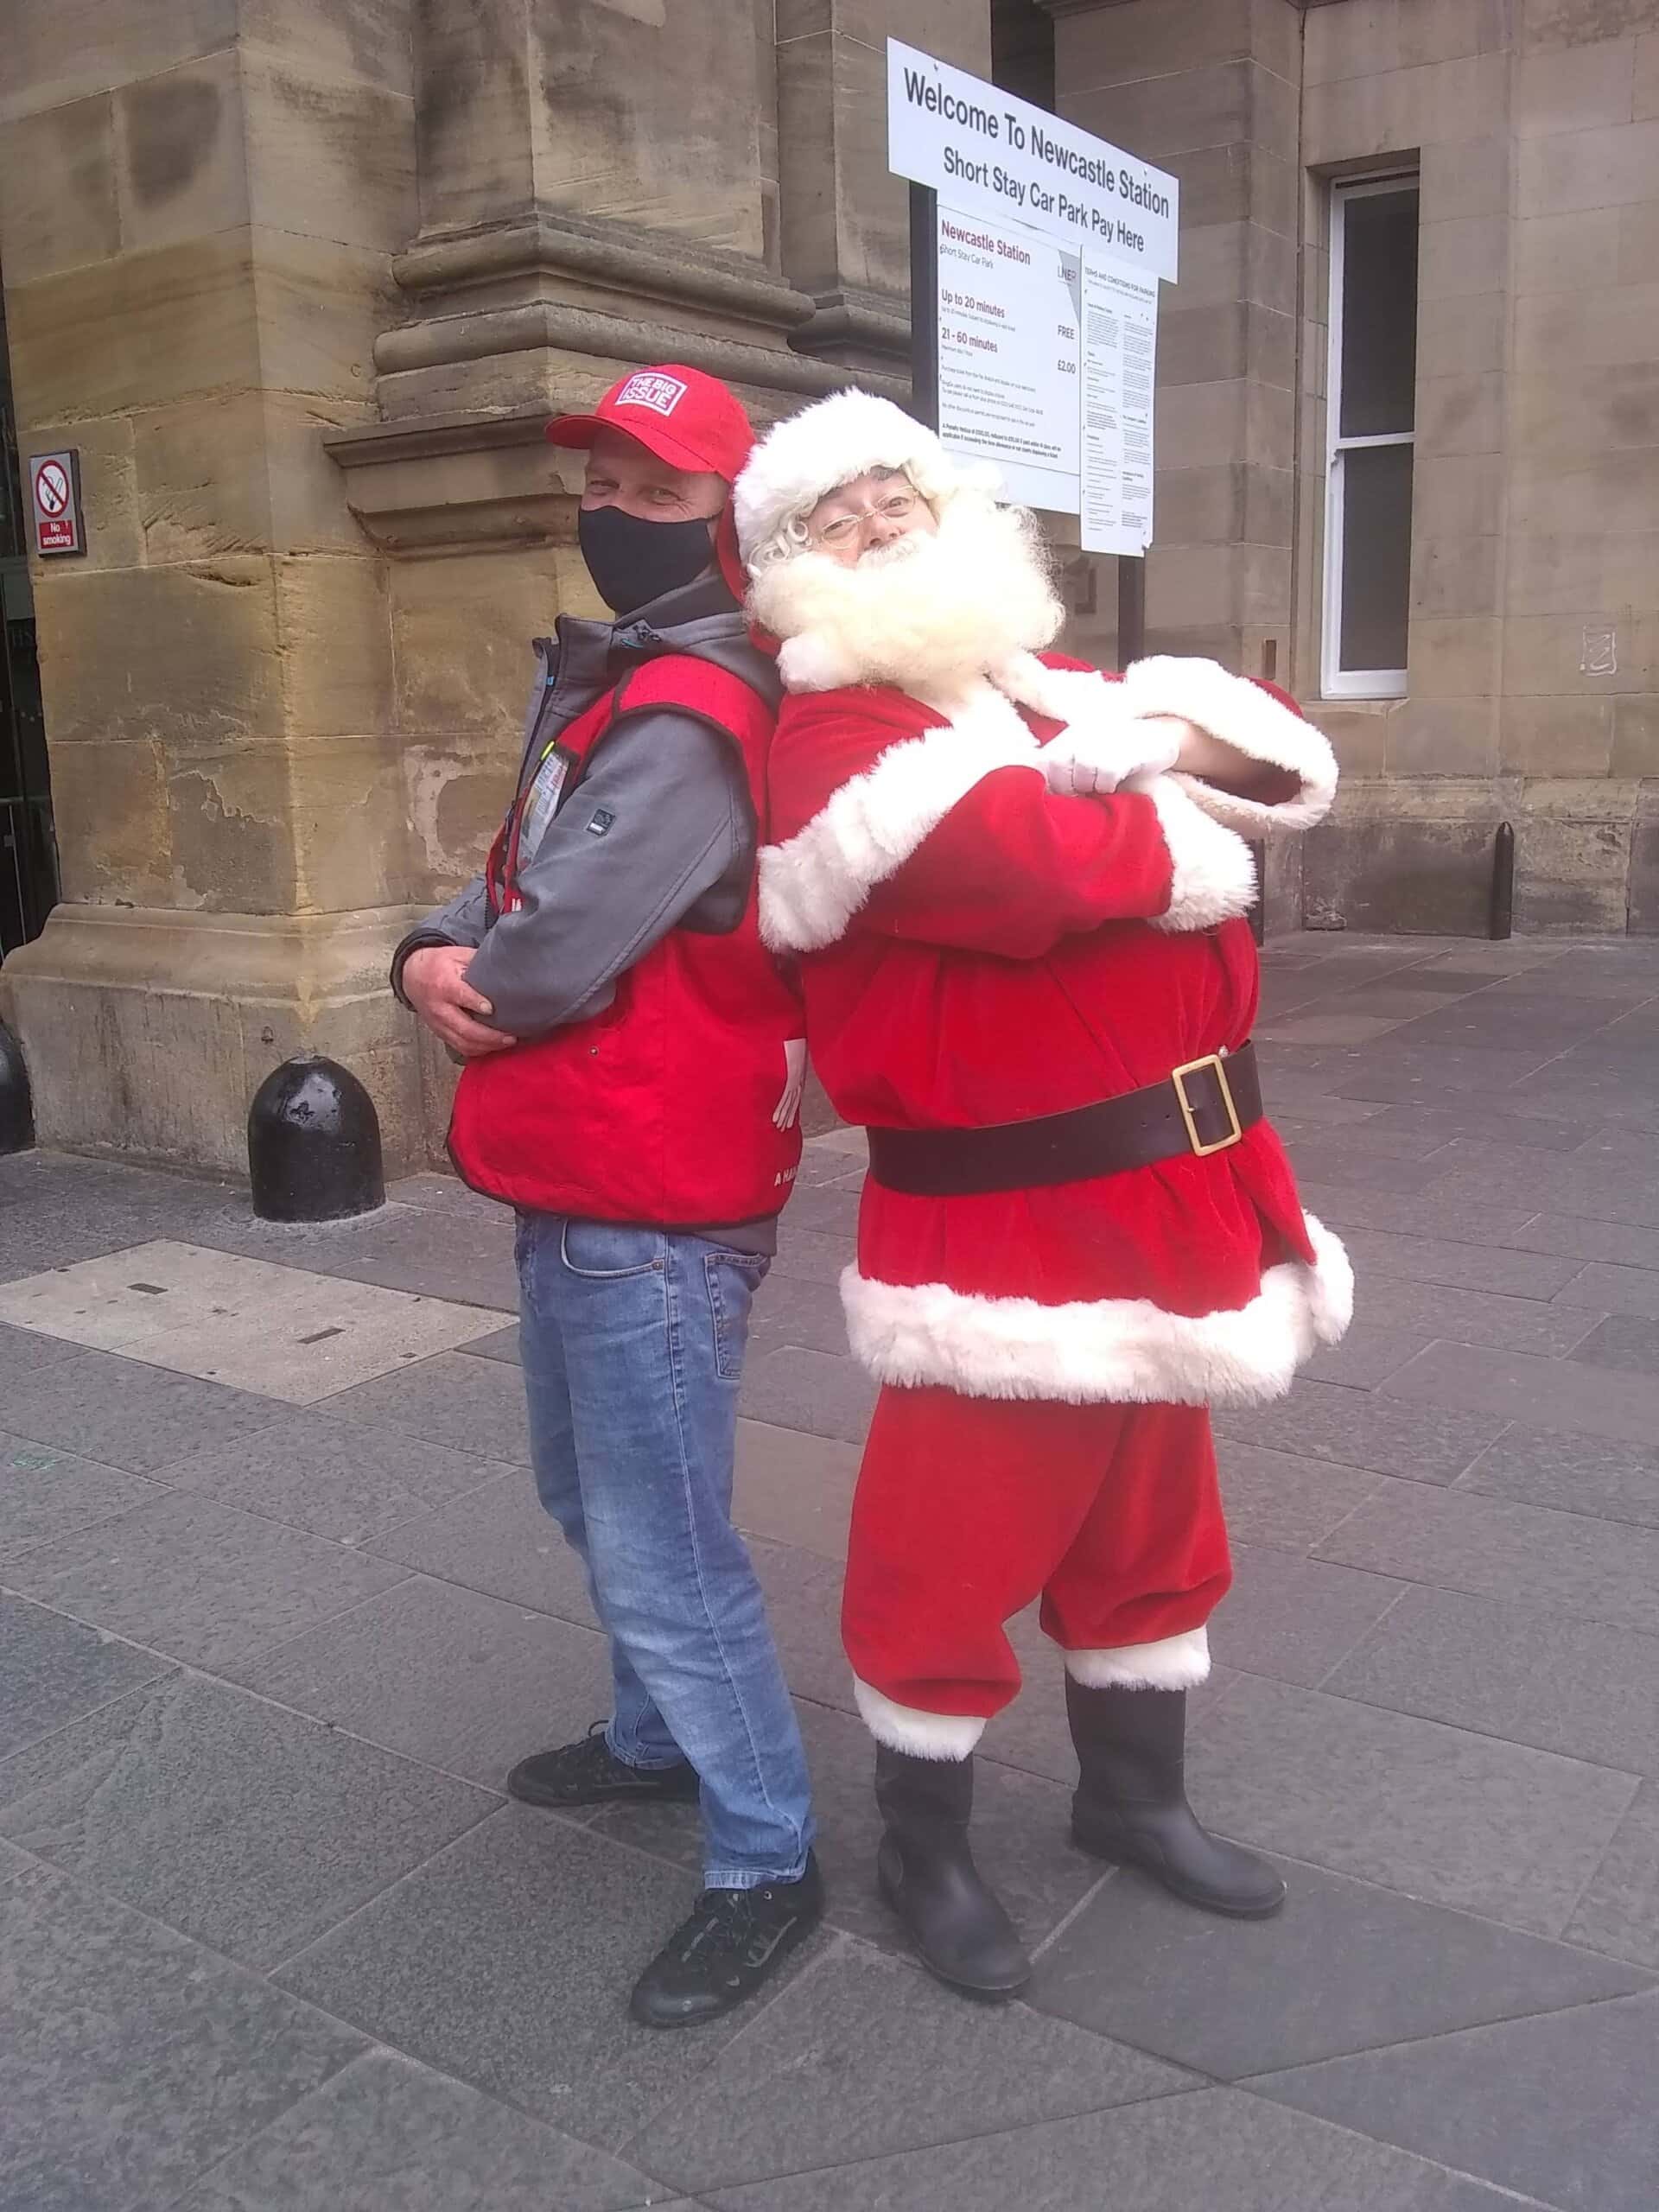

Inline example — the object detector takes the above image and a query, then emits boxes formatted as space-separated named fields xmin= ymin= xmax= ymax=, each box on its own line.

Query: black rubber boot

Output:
xmin=506 ymin=1721 xmax=699 ymax=1809
xmin=1066 ymin=1679 xmax=1286 ymax=1916
xmin=874 ymin=1745 xmax=1032 ymax=1999
xmin=629 ymin=1854 xmax=824 ymax=2028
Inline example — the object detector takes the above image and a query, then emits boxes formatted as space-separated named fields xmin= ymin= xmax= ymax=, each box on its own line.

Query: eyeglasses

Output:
xmin=809 ymin=486 xmax=922 ymax=550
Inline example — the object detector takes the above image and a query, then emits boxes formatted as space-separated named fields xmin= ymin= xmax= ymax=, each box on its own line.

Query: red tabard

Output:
xmin=448 ymin=656 xmax=804 ymax=1226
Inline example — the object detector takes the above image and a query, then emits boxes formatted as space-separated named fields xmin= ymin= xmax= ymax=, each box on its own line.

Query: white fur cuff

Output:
xmin=1065 ymin=1627 xmax=1211 ymax=1691
xmin=1122 ymin=658 xmax=1338 ymax=834
xmin=854 ymin=1677 xmax=985 ymax=1759
xmin=1146 ymin=778 xmax=1258 ymax=933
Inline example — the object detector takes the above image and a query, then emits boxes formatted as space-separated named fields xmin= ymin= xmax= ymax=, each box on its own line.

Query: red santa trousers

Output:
xmin=842 ymin=1383 xmax=1230 ymax=1758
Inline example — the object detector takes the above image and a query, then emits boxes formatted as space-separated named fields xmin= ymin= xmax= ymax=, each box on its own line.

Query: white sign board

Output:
xmin=888 ymin=41 xmax=1177 ymax=554
xmin=936 ymin=206 xmax=1081 ymax=512
xmin=1079 ymin=260 xmax=1160 ymax=557
xmin=887 ymin=39 xmax=1177 ymax=283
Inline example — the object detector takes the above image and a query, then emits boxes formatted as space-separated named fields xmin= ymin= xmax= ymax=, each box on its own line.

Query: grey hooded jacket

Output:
xmin=391 ymin=573 xmax=787 ymax=1247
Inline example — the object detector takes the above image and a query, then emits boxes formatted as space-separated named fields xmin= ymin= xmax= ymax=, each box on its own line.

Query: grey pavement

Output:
xmin=3 ymin=932 xmax=1659 ymax=2208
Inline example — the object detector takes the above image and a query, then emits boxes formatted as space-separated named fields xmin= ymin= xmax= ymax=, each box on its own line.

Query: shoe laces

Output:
xmin=669 ymin=1884 xmax=793 ymax=1974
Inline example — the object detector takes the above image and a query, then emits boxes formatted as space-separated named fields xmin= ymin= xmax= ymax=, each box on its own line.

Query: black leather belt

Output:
xmin=866 ymin=1046 xmax=1262 ymax=1198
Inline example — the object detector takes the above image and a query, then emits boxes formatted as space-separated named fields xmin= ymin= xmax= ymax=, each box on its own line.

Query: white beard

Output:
xmin=747 ymin=492 xmax=1065 ymax=701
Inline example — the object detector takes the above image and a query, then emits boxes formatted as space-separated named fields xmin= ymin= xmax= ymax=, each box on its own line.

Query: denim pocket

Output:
xmin=559 ymin=1218 xmax=668 ymax=1279
xmin=703 ymin=1248 xmax=771 ymax=1381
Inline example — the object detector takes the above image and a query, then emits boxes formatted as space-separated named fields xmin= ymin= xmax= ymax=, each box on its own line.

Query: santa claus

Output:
xmin=732 ymin=391 xmax=1352 ymax=1999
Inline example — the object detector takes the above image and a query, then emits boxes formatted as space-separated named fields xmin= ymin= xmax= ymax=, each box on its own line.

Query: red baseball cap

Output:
xmin=546 ymin=364 xmax=755 ymax=486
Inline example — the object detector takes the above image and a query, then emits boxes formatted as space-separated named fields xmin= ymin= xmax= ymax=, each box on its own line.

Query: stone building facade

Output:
xmin=0 ymin=0 xmax=1655 ymax=1174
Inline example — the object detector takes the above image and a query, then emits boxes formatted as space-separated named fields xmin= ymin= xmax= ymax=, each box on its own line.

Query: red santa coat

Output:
xmin=760 ymin=652 xmax=1352 ymax=1409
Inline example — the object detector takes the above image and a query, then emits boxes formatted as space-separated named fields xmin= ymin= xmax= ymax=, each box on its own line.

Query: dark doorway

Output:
xmin=0 ymin=272 xmax=55 ymax=957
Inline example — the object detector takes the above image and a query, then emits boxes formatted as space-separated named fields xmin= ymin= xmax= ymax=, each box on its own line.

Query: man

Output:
xmin=732 ymin=390 xmax=1351 ymax=1999
xmin=394 ymin=365 xmax=819 ymax=2029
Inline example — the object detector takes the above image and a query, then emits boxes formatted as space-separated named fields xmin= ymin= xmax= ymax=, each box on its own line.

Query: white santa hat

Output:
xmin=733 ymin=390 xmax=986 ymax=571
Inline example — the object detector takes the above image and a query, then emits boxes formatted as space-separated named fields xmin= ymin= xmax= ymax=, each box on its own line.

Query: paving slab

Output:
xmin=229 ymin=1574 xmax=614 ymax=1791
xmin=0 ymin=1671 xmax=496 ymax=1968
xmin=0 ymin=1428 xmax=162 ymax=1558
xmin=739 ymin=1344 xmax=877 ymax=1444
xmin=1252 ymin=1991 xmax=1659 ymax=2212
xmin=1302 ymin=1321 xmax=1429 ymax=1388
xmin=1567 ymin=1783 xmax=1659 ymax=1969
xmin=0 ymin=1592 xmax=173 ymax=1761
xmin=276 ymin=1807 xmax=821 ymax=2152
xmin=0 ymin=1858 xmax=363 ymax=2212
xmin=1185 ymin=1673 xmax=1640 ymax=1936
xmin=1318 ymin=1479 xmax=1659 ymax=1637
xmin=1208 ymin=1544 xmax=1407 ymax=1688
xmin=747 ymin=1268 xmax=852 ymax=1354
xmin=364 ymin=1464 xmax=600 ymax=1624
xmin=0 ymin=1317 xmax=77 ymax=1389
xmin=1324 ymin=1585 xmax=1659 ymax=1774
xmin=699 ymin=2086 xmax=1519 ymax=2212
xmin=1337 ymin=1224 xmax=1583 ymax=1297
xmin=1030 ymin=1856 xmax=1648 ymax=2080
xmin=2 ymin=1348 xmax=285 ymax=1473
xmin=1554 ymin=1262 xmax=1659 ymax=1319
xmin=321 ymin=1349 xmax=533 ymax=1462
xmin=3 ymin=1490 xmax=409 ymax=1668
xmin=1568 ymin=1313 xmax=1659 ymax=1377
xmin=1213 ymin=1441 xmax=1382 ymax=1554
xmin=1455 ymin=1423 xmax=1659 ymax=1529
xmin=732 ymin=1419 xmax=856 ymax=1562
xmin=158 ymin=1408 xmax=512 ymax=1546
xmin=630 ymin=1937 xmax=1186 ymax=2195
xmin=1353 ymin=1273 xmax=1602 ymax=1357
xmin=1505 ymin=1211 xmax=1659 ymax=1268
xmin=1215 ymin=1376 xmax=1505 ymax=1484
xmin=168 ymin=2046 xmax=664 ymax=2212
xmin=1383 ymin=1338 xmax=1659 ymax=1452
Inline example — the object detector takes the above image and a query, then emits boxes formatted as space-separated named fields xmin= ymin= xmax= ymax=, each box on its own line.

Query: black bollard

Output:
xmin=1490 ymin=820 xmax=1516 ymax=942
xmin=248 ymin=1052 xmax=384 ymax=1222
xmin=0 ymin=1021 xmax=33 ymax=1155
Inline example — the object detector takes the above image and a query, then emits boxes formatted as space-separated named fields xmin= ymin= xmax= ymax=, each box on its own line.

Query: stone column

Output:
xmin=1043 ymin=0 xmax=1303 ymax=680
xmin=0 ymin=2 xmax=423 ymax=1172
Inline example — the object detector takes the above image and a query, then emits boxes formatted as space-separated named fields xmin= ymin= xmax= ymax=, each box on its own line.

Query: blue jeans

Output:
xmin=514 ymin=1212 xmax=814 ymax=1889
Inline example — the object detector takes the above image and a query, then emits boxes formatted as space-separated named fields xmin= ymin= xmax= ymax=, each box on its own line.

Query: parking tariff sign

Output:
xmin=29 ymin=449 xmax=86 ymax=556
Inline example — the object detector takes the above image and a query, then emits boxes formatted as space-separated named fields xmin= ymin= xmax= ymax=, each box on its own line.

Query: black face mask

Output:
xmin=577 ymin=505 xmax=715 ymax=617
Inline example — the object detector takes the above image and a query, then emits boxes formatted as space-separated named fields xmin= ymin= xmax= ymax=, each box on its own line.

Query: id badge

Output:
xmin=515 ymin=743 xmax=575 ymax=864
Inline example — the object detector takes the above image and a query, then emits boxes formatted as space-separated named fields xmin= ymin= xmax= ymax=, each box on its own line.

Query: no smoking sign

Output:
xmin=29 ymin=448 xmax=86 ymax=556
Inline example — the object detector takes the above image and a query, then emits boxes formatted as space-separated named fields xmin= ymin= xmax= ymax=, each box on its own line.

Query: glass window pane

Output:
xmin=1339 ymin=188 xmax=1419 ymax=438
xmin=1338 ymin=442 xmax=1413 ymax=674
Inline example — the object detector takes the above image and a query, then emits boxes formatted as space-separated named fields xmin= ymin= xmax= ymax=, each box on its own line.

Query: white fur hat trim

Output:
xmin=734 ymin=389 xmax=979 ymax=565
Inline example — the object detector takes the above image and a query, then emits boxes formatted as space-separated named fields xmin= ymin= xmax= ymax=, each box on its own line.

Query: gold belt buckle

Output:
xmin=1171 ymin=1052 xmax=1243 ymax=1158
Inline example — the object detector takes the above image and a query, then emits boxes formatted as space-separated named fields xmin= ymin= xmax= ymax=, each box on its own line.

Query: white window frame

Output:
xmin=1322 ymin=175 xmax=1418 ymax=701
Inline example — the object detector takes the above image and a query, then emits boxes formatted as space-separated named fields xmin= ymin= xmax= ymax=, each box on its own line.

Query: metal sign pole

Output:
xmin=1116 ymin=551 xmax=1146 ymax=667
xmin=908 ymin=182 xmax=940 ymax=432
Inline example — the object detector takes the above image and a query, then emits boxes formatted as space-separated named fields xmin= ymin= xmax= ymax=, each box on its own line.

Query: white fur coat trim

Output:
xmin=854 ymin=1676 xmax=985 ymax=1759
xmin=841 ymin=1217 xmax=1354 ymax=1406
xmin=758 ymin=680 xmax=1041 ymax=953
xmin=1122 ymin=657 xmax=1338 ymax=835
xmin=1065 ymin=1628 xmax=1211 ymax=1691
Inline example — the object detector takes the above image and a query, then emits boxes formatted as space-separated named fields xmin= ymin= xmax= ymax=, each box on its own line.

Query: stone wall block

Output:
xmin=1518 ymin=118 xmax=1659 ymax=215
xmin=1060 ymin=0 xmax=1298 ymax=91
xmin=0 ymin=97 xmax=120 ymax=283
xmin=1611 ymin=695 xmax=1659 ymax=776
xmin=1514 ymin=814 xmax=1633 ymax=931
xmin=1397 ymin=0 xmax=1516 ymax=70
xmin=1411 ymin=532 xmax=1502 ymax=618
xmin=1408 ymin=615 xmax=1504 ymax=698
xmin=1412 ymin=452 xmax=1504 ymax=540
xmin=286 ymin=733 xmax=409 ymax=913
xmin=1071 ymin=59 xmax=1299 ymax=166
xmin=276 ymin=556 xmax=394 ymax=741
xmin=33 ymin=558 xmax=283 ymax=748
xmin=1416 ymin=372 xmax=1506 ymax=457
xmin=1507 ymin=612 xmax=1656 ymax=696
xmin=1512 ymin=361 xmax=1659 ymax=454
xmin=1305 ymin=1 xmax=1403 ymax=86
xmin=47 ymin=738 xmax=172 ymax=906
xmin=1418 ymin=216 xmax=1511 ymax=302
xmin=112 ymin=48 xmax=251 ymax=257
xmin=1521 ymin=0 xmax=1652 ymax=52
xmin=1516 ymin=33 xmax=1638 ymax=134
xmin=165 ymin=740 xmax=300 ymax=912
xmin=1616 ymin=200 xmax=1659 ymax=284
xmin=412 ymin=0 xmax=534 ymax=232
xmin=777 ymin=27 xmax=905 ymax=298
xmin=391 ymin=543 xmax=594 ymax=742
xmin=1303 ymin=817 xmax=1497 ymax=934
xmin=131 ymin=393 xmax=274 ymax=563
xmin=1516 ymin=207 xmax=1624 ymax=293
xmin=251 ymin=228 xmax=391 ymax=404
xmin=242 ymin=54 xmax=415 ymax=255
xmin=1499 ymin=695 xmax=1617 ymax=773
xmin=22 ymin=416 xmax=143 ymax=571
xmin=1384 ymin=697 xmax=1501 ymax=774
xmin=240 ymin=0 xmax=416 ymax=98
xmin=1631 ymin=817 xmax=1659 ymax=933
xmin=1637 ymin=27 xmax=1659 ymax=118
xmin=0 ymin=0 xmax=238 ymax=125
xmin=1421 ymin=136 xmax=1512 ymax=219
xmin=6 ymin=233 xmax=261 ymax=423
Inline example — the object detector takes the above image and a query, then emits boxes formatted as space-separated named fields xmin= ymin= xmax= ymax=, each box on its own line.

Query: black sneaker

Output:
xmin=505 ymin=1722 xmax=699 ymax=1809
xmin=629 ymin=1853 xmax=824 ymax=2029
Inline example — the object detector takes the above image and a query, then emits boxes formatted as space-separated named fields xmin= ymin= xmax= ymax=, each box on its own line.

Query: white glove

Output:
xmin=1040 ymin=712 xmax=1185 ymax=798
